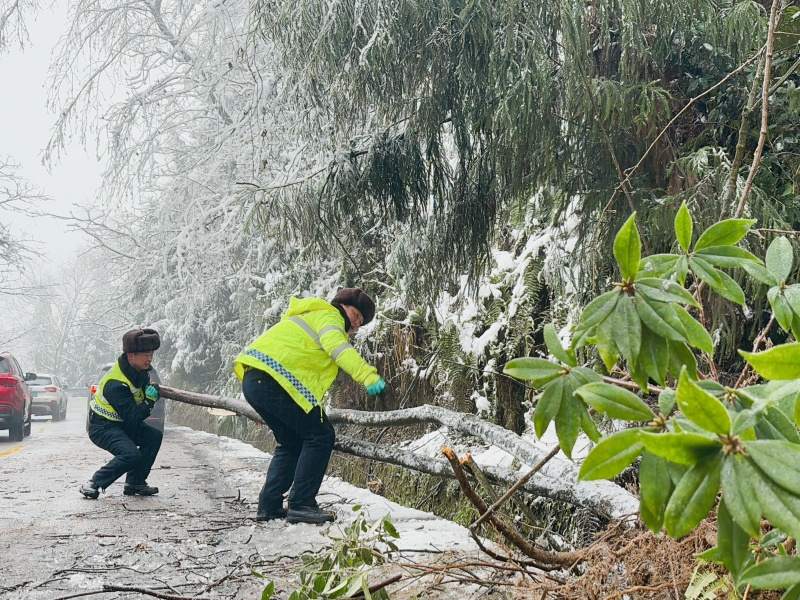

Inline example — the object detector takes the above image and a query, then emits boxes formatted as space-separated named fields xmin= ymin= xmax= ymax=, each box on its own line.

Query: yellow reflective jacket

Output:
xmin=90 ymin=360 xmax=145 ymax=422
xmin=233 ymin=297 xmax=380 ymax=413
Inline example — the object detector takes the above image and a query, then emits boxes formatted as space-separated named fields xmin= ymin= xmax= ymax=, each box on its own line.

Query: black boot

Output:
xmin=123 ymin=482 xmax=159 ymax=496
xmin=80 ymin=480 xmax=100 ymax=499
xmin=287 ymin=504 xmax=336 ymax=524
xmin=256 ymin=507 xmax=287 ymax=522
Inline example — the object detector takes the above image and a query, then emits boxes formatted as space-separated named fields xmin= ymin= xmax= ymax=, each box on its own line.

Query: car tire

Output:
xmin=9 ymin=415 xmax=24 ymax=441
xmin=23 ymin=411 xmax=31 ymax=437
xmin=61 ymin=401 xmax=67 ymax=420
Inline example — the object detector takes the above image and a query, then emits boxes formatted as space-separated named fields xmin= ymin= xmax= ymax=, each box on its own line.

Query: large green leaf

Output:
xmin=533 ymin=377 xmax=564 ymax=437
xmin=676 ymin=255 xmax=689 ymax=286
xmin=639 ymin=451 xmax=673 ymax=532
xmin=690 ymin=256 xmax=746 ymax=305
xmin=611 ymin=295 xmax=641 ymax=364
xmin=556 ymin=394 xmax=581 ymax=459
xmin=673 ymin=305 xmax=713 ymax=354
xmin=504 ymin=357 xmax=564 ymax=386
xmin=753 ymin=465 xmax=800 ymax=540
xmin=543 ymin=323 xmax=576 ymax=367
xmin=669 ymin=341 xmax=698 ymax=379
xmin=732 ymin=408 xmax=757 ymax=436
xmin=628 ymin=356 xmax=650 ymax=392
xmin=740 ymin=343 xmax=800 ymax=380
xmin=574 ymin=290 xmax=621 ymax=344
xmin=658 ymin=388 xmax=677 ymax=415
xmin=741 ymin=260 xmax=779 ymax=287
xmin=640 ymin=331 xmax=669 ymax=386
xmin=664 ymin=453 xmax=722 ymax=538
xmin=784 ymin=584 xmax=800 ymax=600
xmin=762 ymin=380 xmax=800 ymax=416
xmin=570 ymin=366 xmax=603 ymax=385
xmin=676 ymin=367 xmax=731 ymax=435
xmin=740 ymin=557 xmax=800 ymax=590
xmin=674 ymin=201 xmax=692 ymax=252
xmin=639 ymin=431 xmax=721 ymax=465
xmin=746 ymin=440 xmax=800 ymax=496
xmin=694 ymin=218 xmax=756 ymax=251
xmin=576 ymin=382 xmax=654 ymax=421
xmin=633 ymin=296 xmax=686 ymax=342
xmin=721 ymin=455 xmax=762 ymax=537
xmin=614 ymin=212 xmax=641 ymax=280
xmin=635 ymin=277 xmax=699 ymax=307
xmin=576 ymin=397 xmax=601 ymax=442
xmin=766 ymin=236 xmax=794 ymax=283
xmin=768 ymin=287 xmax=795 ymax=332
xmin=710 ymin=268 xmax=746 ymax=306
xmin=639 ymin=253 xmax=680 ymax=278
xmin=578 ymin=428 xmax=643 ymax=480
xmin=594 ymin=316 xmax=620 ymax=372
xmin=755 ymin=406 xmax=800 ymax=443
xmin=716 ymin=500 xmax=753 ymax=580
xmin=695 ymin=245 xmax=762 ymax=269
xmin=783 ymin=284 xmax=800 ymax=317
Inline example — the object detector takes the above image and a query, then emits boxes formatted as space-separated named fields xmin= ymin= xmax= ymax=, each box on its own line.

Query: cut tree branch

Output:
xmin=442 ymin=447 xmax=581 ymax=568
xmin=160 ymin=385 xmax=638 ymax=520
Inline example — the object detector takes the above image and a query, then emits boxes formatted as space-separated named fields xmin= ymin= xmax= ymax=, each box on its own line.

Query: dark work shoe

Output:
xmin=256 ymin=507 xmax=287 ymax=522
xmin=287 ymin=505 xmax=336 ymax=524
xmin=123 ymin=483 xmax=159 ymax=496
xmin=80 ymin=481 xmax=100 ymax=499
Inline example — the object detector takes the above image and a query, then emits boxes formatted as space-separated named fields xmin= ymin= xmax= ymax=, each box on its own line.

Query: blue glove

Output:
xmin=145 ymin=384 xmax=159 ymax=403
xmin=366 ymin=378 xmax=386 ymax=396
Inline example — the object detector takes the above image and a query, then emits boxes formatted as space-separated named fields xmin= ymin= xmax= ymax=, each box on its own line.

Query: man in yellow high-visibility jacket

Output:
xmin=234 ymin=287 xmax=385 ymax=524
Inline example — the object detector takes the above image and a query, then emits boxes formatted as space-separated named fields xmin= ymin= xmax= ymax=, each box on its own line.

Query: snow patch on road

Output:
xmin=174 ymin=427 xmax=479 ymax=555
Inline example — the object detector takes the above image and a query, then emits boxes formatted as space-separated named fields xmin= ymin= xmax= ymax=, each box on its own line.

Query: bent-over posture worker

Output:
xmin=234 ymin=287 xmax=386 ymax=524
xmin=80 ymin=328 xmax=163 ymax=499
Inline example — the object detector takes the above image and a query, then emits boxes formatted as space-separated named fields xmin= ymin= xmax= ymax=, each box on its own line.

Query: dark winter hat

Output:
xmin=122 ymin=328 xmax=161 ymax=353
xmin=332 ymin=287 xmax=376 ymax=324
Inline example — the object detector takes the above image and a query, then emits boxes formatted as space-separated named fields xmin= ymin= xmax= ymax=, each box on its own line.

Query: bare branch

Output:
xmin=734 ymin=0 xmax=782 ymax=218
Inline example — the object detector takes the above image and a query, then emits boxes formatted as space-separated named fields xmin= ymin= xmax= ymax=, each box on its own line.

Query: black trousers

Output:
xmin=88 ymin=413 xmax=163 ymax=489
xmin=242 ymin=368 xmax=335 ymax=511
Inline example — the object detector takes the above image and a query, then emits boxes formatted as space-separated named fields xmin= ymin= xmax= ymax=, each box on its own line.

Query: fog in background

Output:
xmin=0 ymin=4 xmax=104 ymax=373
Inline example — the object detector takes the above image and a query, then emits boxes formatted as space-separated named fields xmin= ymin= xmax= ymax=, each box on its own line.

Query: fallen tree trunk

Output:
xmin=160 ymin=385 xmax=638 ymax=520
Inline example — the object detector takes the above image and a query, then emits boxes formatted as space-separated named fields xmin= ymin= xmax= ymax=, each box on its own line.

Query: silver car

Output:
xmin=29 ymin=373 xmax=69 ymax=421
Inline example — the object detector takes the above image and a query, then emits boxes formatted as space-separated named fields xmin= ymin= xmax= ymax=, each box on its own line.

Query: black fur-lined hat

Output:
xmin=122 ymin=328 xmax=161 ymax=353
xmin=331 ymin=288 xmax=376 ymax=324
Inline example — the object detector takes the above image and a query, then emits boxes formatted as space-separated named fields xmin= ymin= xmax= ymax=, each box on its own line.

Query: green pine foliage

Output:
xmin=247 ymin=0 xmax=778 ymax=307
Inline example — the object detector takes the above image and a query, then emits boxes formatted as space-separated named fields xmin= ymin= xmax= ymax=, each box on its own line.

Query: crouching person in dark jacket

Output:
xmin=80 ymin=328 xmax=163 ymax=499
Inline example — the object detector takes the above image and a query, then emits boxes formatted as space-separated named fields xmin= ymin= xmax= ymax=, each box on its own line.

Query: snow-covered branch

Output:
xmin=160 ymin=385 xmax=638 ymax=520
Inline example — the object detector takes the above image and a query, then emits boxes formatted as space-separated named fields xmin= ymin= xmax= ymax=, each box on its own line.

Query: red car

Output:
xmin=0 ymin=352 xmax=34 ymax=441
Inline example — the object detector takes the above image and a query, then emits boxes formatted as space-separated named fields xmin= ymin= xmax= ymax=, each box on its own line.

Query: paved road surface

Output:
xmin=0 ymin=395 xmax=477 ymax=599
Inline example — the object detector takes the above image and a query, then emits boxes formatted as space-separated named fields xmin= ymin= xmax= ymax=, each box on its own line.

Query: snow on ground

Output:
xmin=183 ymin=427 xmax=480 ymax=556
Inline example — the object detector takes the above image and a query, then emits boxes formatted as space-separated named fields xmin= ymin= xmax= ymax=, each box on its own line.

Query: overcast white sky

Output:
xmin=0 ymin=3 xmax=102 ymax=266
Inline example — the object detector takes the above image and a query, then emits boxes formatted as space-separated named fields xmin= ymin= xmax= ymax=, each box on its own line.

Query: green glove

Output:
xmin=145 ymin=384 xmax=159 ymax=403
xmin=366 ymin=378 xmax=386 ymax=396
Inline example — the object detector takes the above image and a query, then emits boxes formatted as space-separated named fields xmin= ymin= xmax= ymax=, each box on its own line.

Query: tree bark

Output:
xmin=160 ymin=385 xmax=639 ymax=520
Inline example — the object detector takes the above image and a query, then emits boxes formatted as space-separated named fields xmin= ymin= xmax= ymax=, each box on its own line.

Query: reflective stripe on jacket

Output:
xmin=233 ymin=297 xmax=380 ymax=413
xmin=90 ymin=359 xmax=146 ymax=422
